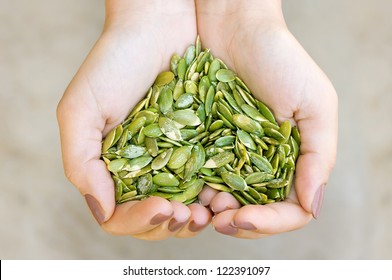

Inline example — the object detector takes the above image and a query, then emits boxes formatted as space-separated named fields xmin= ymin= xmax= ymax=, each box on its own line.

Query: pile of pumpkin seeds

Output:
xmin=101 ymin=36 xmax=301 ymax=206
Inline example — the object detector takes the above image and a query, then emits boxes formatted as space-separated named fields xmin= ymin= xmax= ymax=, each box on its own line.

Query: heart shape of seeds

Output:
xmin=101 ymin=36 xmax=301 ymax=206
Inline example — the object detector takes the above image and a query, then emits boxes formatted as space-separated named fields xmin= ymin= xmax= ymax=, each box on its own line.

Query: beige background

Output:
xmin=1 ymin=0 xmax=391 ymax=259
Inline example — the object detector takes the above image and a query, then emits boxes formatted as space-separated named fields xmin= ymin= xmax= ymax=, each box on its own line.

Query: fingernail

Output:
xmin=85 ymin=194 xmax=105 ymax=225
xmin=189 ymin=221 xmax=206 ymax=232
xmin=216 ymin=225 xmax=238 ymax=236
xmin=312 ymin=184 xmax=326 ymax=219
xmin=168 ymin=219 xmax=187 ymax=232
xmin=150 ymin=213 xmax=171 ymax=225
xmin=232 ymin=221 xmax=257 ymax=231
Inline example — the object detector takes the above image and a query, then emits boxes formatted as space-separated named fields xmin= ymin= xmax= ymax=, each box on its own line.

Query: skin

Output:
xmin=57 ymin=0 xmax=211 ymax=240
xmin=57 ymin=0 xmax=337 ymax=240
xmin=196 ymin=0 xmax=338 ymax=238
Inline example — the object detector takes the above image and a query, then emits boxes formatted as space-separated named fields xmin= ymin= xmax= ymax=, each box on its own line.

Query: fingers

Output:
xmin=199 ymin=186 xmax=241 ymax=213
xmin=198 ymin=185 xmax=219 ymax=206
xmin=101 ymin=196 xmax=173 ymax=235
xmin=212 ymin=209 xmax=267 ymax=239
xmin=102 ymin=199 xmax=212 ymax=239
xmin=213 ymin=201 xmax=312 ymax=239
xmin=209 ymin=192 xmax=241 ymax=213
xmin=176 ymin=203 xmax=212 ymax=238
xmin=132 ymin=201 xmax=191 ymax=241
xmin=130 ymin=202 xmax=212 ymax=240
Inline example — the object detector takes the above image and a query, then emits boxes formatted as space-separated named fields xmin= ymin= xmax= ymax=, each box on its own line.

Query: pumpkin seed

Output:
xmin=134 ymin=110 xmax=158 ymax=125
xmin=158 ymin=87 xmax=173 ymax=115
xmin=195 ymin=35 xmax=201 ymax=56
xmin=123 ymin=165 xmax=152 ymax=179
xmin=196 ymin=50 xmax=211 ymax=72
xmin=233 ymin=114 xmax=264 ymax=137
xmin=241 ymin=104 xmax=268 ymax=122
xmin=170 ymin=54 xmax=181 ymax=76
xmin=108 ymin=158 xmax=128 ymax=173
xmin=240 ymin=190 xmax=258 ymax=204
xmin=196 ymin=103 xmax=206 ymax=122
xmin=221 ymin=172 xmax=248 ymax=191
xmin=245 ymin=172 xmax=275 ymax=185
xmin=170 ymin=178 xmax=204 ymax=203
xmin=158 ymin=117 xmax=182 ymax=141
xmin=158 ymin=186 xmax=183 ymax=194
xmin=172 ymin=109 xmax=202 ymax=126
xmin=203 ymin=151 xmax=235 ymax=168
xmin=124 ymin=156 xmax=153 ymax=172
xmin=266 ymin=188 xmax=281 ymax=200
xmin=102 ymin=124 xmax=123 ymax=153
xmin=209 ymin=120 xmax=224 ymax=132
xmin=175 ymin=93 xmax=194 ymax=108
xmin=235 ymin=85 xmax=257 ymax=108
xmin=145 ymin=137 xmax=158 ymax=157
xmin=208 ymin=58 xmax=220 ymax=82
xmin=184 ymin=45 xmax=196 ymax=65
xmin=237 ymin=129 xmax=257 ymax=150
xmin=184 ymin=80 xmax=198 ymax=94
xmin=116 ymin=145 xmax=147 ymax=159
xmin=279 ymin=120 xmax=292 ymax=143
xmin=137 ymin=173 xmax=153 ymax=195
xmin=292 ymin=126 xmax=301 ymax=145
xmin=249 ymin=152 xmax=273 ymax=174
xmin=127 ymin=117 xmax=146 ymax=138
xmin=143 ymin=123 xmax=163 ymax=138
xmin=118 ymin=190 xmax=138 ymax=203
xmin=154 ymin=71 xmax=174 ymax=86
xmin=177 ymin=58 xmax=187 ymax=80
xmin=153 ymin=172 xmax=180 ymax=187
xmin=215 ymin=135 xmax=235 ymax=147
xmin=216 ymin=69 xmax=236 ymax=82
xmin=266 ymin=178 xmax=288 ymax=188
xmin=232 ymin=192 xmax=250 ymax=206
xmin=167 ymin=146 xmax=192 ymax=170
xmin=151 ymin=148 xmax=173 ymax=170
xmin=221 ymin=89 xmax=242 ymax=113
xmin=182 ymin=156 xmax=196 ymax=182
xmin=149 ymin=192 xmax=174 ymax=199
xmin=264 ymin=127 xmax=286 ymax=143
xmin=126 ymin=98 xmax=148 ymax=122
xmin=257 ymin=100 xmax=277 ymax=124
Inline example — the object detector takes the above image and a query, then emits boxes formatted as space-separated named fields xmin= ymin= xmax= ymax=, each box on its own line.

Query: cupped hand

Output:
xmin=196 ymin=0 xmax=338 ymax=238
xmin=57 ymin=0 xmax=211 ymax=240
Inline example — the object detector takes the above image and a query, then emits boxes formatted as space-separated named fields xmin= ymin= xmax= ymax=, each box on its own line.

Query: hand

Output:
xmin=196 ymin=0 xmax=338 ymax=238
xmin=57 ymin=0 xmax=211 ymax=240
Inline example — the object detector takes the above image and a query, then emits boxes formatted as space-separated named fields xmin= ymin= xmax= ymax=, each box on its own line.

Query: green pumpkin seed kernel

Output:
xmin=154 ymin=71 xmax=174 ymax=86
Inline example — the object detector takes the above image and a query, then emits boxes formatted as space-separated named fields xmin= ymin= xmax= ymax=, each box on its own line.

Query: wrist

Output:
xmin=195 ymin=0 xmax=284 ymax=24
xmin=105 ymin=0 xmax=195 ymax=28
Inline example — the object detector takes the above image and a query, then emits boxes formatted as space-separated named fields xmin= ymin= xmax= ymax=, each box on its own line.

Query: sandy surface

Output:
xmin=1 ymin=0 xmax=391 ymax=259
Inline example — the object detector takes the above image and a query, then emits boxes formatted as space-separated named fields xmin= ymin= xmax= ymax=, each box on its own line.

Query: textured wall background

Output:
xmin=1 ymin=0 xmax=391 ymax=259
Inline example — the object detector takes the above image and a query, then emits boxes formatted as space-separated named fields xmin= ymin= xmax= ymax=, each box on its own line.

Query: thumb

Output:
xmin=82 ymin=160 xmax=116 ymax=225
xmin=57 ymin=89 xmax=116 ymax=225
xmin=294 ymin=86 xmax=338 ymax=219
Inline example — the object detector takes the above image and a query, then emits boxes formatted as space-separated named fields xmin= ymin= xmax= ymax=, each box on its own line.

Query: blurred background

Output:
xmin=1 ymin=0 xmax=391 ymax=259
